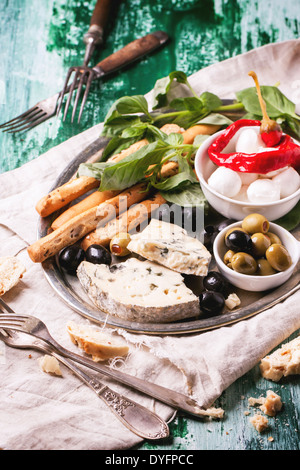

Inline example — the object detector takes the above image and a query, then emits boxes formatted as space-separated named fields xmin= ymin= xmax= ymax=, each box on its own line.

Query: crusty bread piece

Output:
xmin=67 ymin=321 xmax=129 ymax=362
xmin=259 ymin=336 xmax=300 ymax=382
xmin=0 ymin=257 xmax=26 ymax=296
xmin=38 ymin=355 xmax=62 ymax=376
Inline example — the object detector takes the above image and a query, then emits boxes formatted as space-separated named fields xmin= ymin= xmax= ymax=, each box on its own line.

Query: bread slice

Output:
xmin=67 ymin=321 xmax=129 ymax=362
xmin=0 ymin=257 xmax=26 ymax=296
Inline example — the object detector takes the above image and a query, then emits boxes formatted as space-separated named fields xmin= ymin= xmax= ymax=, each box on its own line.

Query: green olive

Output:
xmin=231 ymin=252 xmax=257 ymax=275
xmin=265 ymin=243 xmax=292 ymax=271
xmin=257 ymin=258 xmax=277 ymax=276
xmin=242 ymin=213 xmax=270 ymax=234
xmin=110 ymin=232 xmax=131 ymax=257
xmin=266 ymin=232 xmax=282 ymax=245
xmin=251 ymin=232 xmax=271 ymax=258
xmin=223 ymin=250 xmax=236 ymax=269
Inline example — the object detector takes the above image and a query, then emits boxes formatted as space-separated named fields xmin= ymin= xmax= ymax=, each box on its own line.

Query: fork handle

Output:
xmin=51 ymin=351 xmax=169 ymax=440
xmin=84 ymin=0 xmax=112 ymax=48
xmin=94 ymin=31 xmax=169 ymax=76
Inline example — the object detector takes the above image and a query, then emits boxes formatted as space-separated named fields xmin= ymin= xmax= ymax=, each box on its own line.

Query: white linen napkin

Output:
xmin=0 ymin=39 xmax=300 ymax=450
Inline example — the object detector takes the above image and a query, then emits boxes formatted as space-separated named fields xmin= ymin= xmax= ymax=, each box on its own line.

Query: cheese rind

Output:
xmin=77 ymin=258 xmax=200 ymax=323
xmin=127 ymin=219 xmax=211 ymax=276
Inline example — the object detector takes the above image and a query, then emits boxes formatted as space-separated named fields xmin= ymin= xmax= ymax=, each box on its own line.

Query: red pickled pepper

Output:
xmin=207 ymin=118 xmax=300 ymax=174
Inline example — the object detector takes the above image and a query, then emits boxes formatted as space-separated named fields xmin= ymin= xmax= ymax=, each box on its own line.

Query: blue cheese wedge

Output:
xmin=127 ymin=219 xmax=211 ymax=276
xmin=77 ymin=258 xmax=200 ymax=323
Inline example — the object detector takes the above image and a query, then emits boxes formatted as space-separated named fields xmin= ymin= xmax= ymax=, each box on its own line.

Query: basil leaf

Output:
xmin=236 ymin=86 xmax=299 ymax=119
xmin=274 ymin=201 xmax=300 ymax=231
xmin=200 ymin=92 xmax=222 ymax=111
xmin=114 ymin=95 xmax=150 ymax=116
xmin=196 ymin=113 xmax=233 ymax=127
xmin=77 ymin=161 xmax=115 ymax=180
xmin=160 ymin=182 xmax=208 ymax=208
xmin=101 ymin=136 xmax=138 ymax=160
xmin=152 ymin=71 xmax=189 ymax=109
xmin=99 ymin=141 xmax=168 ymax=191
xmin=170 ymin=97 xmax=204 ymax=112
xmin=152 ymin=154 xmax=197 ymax=191
xmin=102 ymin=113 xmax=142 ymax=137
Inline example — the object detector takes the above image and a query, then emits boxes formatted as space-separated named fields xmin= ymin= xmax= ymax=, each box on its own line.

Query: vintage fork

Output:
xmin=56 ymin=30 xmax=169 ymax=123
xmin=0 ymin=301 xmax=208 ymax=418
xmin=57 ymin=0 xmax=112 ymax=123
xmin=0 ymin=31 xmax=168 ymax=133
xmin=0 ymin=326 xmax=169 ymax=441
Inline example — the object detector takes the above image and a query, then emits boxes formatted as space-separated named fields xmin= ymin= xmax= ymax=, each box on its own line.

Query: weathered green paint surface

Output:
xmin=0 ymin=0 xmax=299 ymax=450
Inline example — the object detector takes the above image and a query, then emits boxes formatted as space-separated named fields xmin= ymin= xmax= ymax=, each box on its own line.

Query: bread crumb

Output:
xmin=248 ymin=390 xmax=282 ymax=417
xmin=260 ymin=390 xmax=282 ymax=417
xmin=250 ymin=414 xmax=269 ymax=433
xmin=38 ymin=355 xmax=62 ymax=376
xmin=0 ymin=256 xmax=26 ymax=295
xmin=260 ymin=336 xmax=300 ymax=382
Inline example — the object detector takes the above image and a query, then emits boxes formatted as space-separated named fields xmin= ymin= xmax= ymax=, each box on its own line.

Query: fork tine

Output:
xmin=7 ymin=112 xmax=48 ymax=134
xmin=56 ymin=66 xmax=76 ymax=118
xmin=3 ymin=109 xmax=45 ymax=133
xmin=71 ymin=71 xmax=88 ymax=123
xmin=0 ymin=105 xmax=40 ymax=129
xmin=77 ymin=70 xmax=94 ymax=123
xmin=62 ymin=69 xmax=82 ymax=121
xmin=0 ymin=298 xmax=14 ymax=313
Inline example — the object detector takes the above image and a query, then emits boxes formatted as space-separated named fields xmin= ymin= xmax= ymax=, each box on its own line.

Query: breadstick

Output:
xmin=107 ymin=123 xmax=183 ymax=163
xmin=27 ymin=182 xmax=148 ymax=263
xmin=50 ymin=124 xmax=183 ymax=228
xmin=182 ymin=124 xmax=220 ymax=144
xmin=51 ymin=189 xmax=119 ymax=231
xmin=36 ymin=176 xmax=99 ymax=217
xmin=81 ymin=193 xmax=166 ymax=249
xmin=81 ymin=161 xmax=178 ymax=250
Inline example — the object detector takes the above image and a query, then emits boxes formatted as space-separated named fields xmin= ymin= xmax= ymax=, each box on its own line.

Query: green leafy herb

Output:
xmin=236 ymin=85 xmax=300 ymax=138
xmin=160 ymin=183 xmax=208 ymax=209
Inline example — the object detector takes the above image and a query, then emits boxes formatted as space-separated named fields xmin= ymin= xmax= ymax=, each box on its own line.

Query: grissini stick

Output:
xmin=81 ymin=193 xmax=166 ymax=250
xmin=28 ymin=182 xmax=148 ymax=263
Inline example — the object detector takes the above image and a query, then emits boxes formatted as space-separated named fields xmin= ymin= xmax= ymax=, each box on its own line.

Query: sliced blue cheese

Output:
xmin=77 ymin=258 xmax=200 ymax=323
xmin=127 ymin=219 xmax=211 ymax=276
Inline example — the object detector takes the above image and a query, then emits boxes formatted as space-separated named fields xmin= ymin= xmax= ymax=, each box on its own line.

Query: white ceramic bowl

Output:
xmin=194 ymin=129 xmax=300 ymax=221
xmin=213 ymin=221 xmax=300 ymax=292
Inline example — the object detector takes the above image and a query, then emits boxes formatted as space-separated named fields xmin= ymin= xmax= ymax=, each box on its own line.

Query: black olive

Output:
xmin=217 ymin=219 xmax=236 ymax=232
xmin=85 ymin=244 xmax=112 ymax=265
xmin=199 ymin=291 xmax=225 ymax=316
xmin=59 ymin=245 xmax=85 ymax=275
xmin=203 ymin=271 xmax=229 ymax=295
xmin=225 ymin=230 xmax=253 ymax=253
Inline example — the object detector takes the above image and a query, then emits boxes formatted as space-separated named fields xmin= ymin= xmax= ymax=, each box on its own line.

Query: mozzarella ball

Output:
xmin=208 ymin=167 xmax=242 ymax=197
xmin=247 ymin=179 xmax=281 ymax=203
xmin=238 ymin=172 xmax=258 ymax=185
xmin=260 ymin=166 xmax=288 ymax=178
xmin=235 ymin=129 xmax=262 ymax=154
xmin=272 ymin=167 xmax=300 ymax=198
xmin=233 ymin=185 xmax=249 ymax=202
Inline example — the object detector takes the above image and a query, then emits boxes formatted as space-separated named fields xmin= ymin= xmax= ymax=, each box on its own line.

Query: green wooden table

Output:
xmin=1 ymin=0 xmax=299 ymax=450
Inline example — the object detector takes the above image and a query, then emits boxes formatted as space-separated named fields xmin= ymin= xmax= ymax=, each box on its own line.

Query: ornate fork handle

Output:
xmin=50 ymin=350 xmax=169 ymax=440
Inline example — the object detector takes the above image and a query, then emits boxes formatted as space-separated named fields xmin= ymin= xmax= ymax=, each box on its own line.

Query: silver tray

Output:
xmin=38 ymin=137 xmax=300 ymax=335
